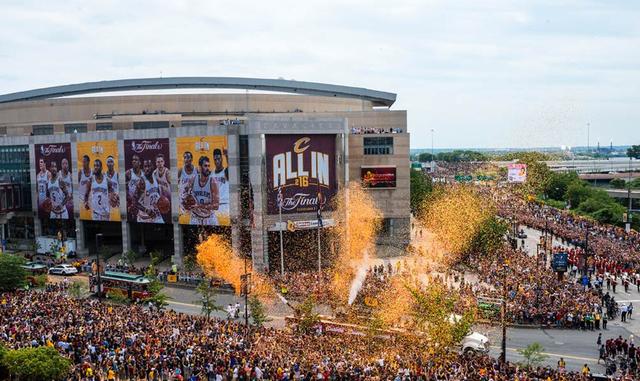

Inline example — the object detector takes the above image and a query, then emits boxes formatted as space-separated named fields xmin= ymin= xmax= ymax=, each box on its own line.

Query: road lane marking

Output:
xmin=491 ymin=346 xmax=599 ymax=362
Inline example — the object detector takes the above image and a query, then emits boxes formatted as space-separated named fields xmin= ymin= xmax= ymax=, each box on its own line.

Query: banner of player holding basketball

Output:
xmin=34 ymin=143 xmax=74 ymax=220
xmin=123 ymin=139 xmax=172 ymax=224
xmin=176 ymin=136 xmax=230 ymax=226
xmin=76 ymin=141 xmax=120 ymax=221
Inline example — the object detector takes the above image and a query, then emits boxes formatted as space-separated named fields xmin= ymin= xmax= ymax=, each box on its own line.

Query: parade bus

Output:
xmin=90 ymin=271 xmax=151 ymax=301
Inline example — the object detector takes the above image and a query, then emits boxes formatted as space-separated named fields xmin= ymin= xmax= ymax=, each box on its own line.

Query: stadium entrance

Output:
xmin=129 ymin=223 xmax=174 ymax=258
xmin=267 ymin=227 xmax=335 ymax=272
xmin=82 ymin=221 xmax=122 ymax=255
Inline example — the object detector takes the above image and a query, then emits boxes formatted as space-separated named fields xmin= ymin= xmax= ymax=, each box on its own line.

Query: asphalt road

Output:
xmin=482 ymin=324 xmax=635 ymax=372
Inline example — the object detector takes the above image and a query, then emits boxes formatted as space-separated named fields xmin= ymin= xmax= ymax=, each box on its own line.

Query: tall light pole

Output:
xmin=587 ymin=123 xmax=590 ymax=153
xmin=500 ymin=258 xmax=509 ymax=366
xmin=627 ymin=156 xmax=633 ymax=233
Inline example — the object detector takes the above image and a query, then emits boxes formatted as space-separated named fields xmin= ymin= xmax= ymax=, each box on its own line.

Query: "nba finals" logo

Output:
xmin=40 ymin=144 xmax=66 ymax=156
xmin=131 ymin=140 xmax=162 ymax=153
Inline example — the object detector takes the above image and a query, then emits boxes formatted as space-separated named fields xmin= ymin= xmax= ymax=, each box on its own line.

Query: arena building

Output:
xmin=0 ymin=77 xmax=409 ymax=271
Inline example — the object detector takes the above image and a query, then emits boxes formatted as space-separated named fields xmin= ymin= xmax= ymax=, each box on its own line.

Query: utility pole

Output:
xmin=500 ymin=259 xmax=508 ymax=366
xmin=96 ymin=233 xmax=103 ymax=300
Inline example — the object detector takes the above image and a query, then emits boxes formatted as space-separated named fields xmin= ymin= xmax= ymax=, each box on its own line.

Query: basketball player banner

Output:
xmin=123 ymin=139 xmax=172 ymax=224
xmin=34 ymin=143 xmax=73 ymax=220
xmin=176 ymin=136 xmax=230 ymax=226
xmin=265 ymin=134 xmax=337 ymax=215
xmin=77 ymin=141 xmax=121 ymax=221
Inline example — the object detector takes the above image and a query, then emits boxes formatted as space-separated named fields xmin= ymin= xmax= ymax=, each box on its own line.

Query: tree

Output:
xmin=517 ymin=342 xmax=548 ymax=369
xmin=196 ymin=279 xmax=222 ymax=320
xmin=609 ymin=178 xmax=626 ymax=189
xmin=627 ymin=145 xmax=640 ymax=160
xmin=248 ymin=295 xmax=271 ymax=327
xmin=0 ymin=343 xmax=7 ymax=379
xmin=295 ymin=296 xmax=320 ymax=334
xmin=2 ymin=346 xmax=71 ymax=381
xmin=406 ymin=281 xmax=476 ymax=355
xmin=565 ymin=181 xmax=593 ymax=209
xmin=467 ymin=216 xmax=508 ymax=257
xmin=145 ymin=265 xmax=170 ymax=309
xmin=68 ymin=280 xmax=87 ymax=299
xmin=0 ymin=254 xmax=26 ymax=291
xmin=410 ymin=170 xmax=432 ymax=216
xmin=545 ymin=172 xmax=580 ymax=200
xmin=417 ymin=152 xmax=434 ymax=162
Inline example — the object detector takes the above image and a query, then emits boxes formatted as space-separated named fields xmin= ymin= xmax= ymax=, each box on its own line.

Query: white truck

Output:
xmin=461 ymin=331 xmax=491 ymax=354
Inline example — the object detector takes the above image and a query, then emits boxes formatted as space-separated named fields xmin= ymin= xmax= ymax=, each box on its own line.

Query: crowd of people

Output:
xmin=1 ymin=287 xmax=597 ymax=381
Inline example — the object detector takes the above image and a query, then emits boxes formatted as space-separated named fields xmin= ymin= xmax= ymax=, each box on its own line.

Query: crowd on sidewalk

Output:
xmin=1 ymin=287 xmax=599 ymax=381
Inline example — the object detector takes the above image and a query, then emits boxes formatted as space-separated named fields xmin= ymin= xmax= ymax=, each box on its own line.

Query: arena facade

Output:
xmin=0 ymin=77 xmax=409 ymax=271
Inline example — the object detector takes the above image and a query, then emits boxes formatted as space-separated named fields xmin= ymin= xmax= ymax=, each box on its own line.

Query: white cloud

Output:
xmin=0 ymin=0 xmax=638 ymax=148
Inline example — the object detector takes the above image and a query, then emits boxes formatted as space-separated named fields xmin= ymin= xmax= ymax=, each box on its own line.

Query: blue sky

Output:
xmin=0 ymin=0 xmax=638 ymax=149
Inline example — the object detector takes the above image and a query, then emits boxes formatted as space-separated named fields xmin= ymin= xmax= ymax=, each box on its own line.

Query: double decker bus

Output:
xmin=90 ymin=271 xmax=151 ymax=301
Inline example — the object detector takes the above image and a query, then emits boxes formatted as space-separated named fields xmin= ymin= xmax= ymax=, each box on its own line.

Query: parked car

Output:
xmin=48 ymin=264 xmax=78 ymax=275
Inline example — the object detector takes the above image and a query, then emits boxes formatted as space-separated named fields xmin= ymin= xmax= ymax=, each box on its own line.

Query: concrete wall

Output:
xmin=0 ymin=93 xmax=372 ymax=129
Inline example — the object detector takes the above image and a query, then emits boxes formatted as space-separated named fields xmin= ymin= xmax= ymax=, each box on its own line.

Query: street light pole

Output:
xmin=500 ymin=260 xmax=508 ymax=366
xmin=96 ymin=233 xmax=103 ymax=300
xmin=627 ymin=157 xmax=633 ymax=233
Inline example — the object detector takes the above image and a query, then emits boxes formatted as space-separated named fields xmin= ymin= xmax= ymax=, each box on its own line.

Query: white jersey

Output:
xmin=78 ymin=169 xmax=92 ymax=204
xmin=36 ymin=170 xmax=50 ymax=204
xmin=127 ymin=169 xmax=142 ymax=198
xmin=179 ymin=166 xmax=197 ymax=198
xmin=106 ymin=171 xmax=118 ymax=194
xmin=191 ymin=174 xmax=217 ymax=225
xmin=137 ymin=175 xmax=163 ymax=223
xmin=48 ymin=177 xmax=68 ymax=219
xmin=153 ymin=168 xmax=170 ymax=195
xmin=91 ymin=176 xmax=110 ymax=220
xmin=59 ymin=171 xmax=73 ymax=196
xmin=210 ymin=168 xmax=229 ymax=206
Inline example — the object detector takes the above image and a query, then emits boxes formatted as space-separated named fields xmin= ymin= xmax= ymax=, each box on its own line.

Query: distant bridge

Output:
xmin=605 ymin=189 xmax=640 ymax=200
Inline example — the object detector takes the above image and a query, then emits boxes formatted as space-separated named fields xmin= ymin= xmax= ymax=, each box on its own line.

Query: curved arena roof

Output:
xmin=0 ymin=77 xmax=396 ymax=107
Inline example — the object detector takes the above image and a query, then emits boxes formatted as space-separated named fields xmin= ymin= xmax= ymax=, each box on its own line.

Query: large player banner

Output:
xmin=123 ymin=139 xmax=171 ymax=223
xmin=34 ymin=143 xmax=73 ymax=220
xmin=176 ymin=136 xmax=230 ymax=226
xmin=265 ymin=134 xmax=336 ymax=214
xmin=77 ymin=141 xmax=121 ymax=221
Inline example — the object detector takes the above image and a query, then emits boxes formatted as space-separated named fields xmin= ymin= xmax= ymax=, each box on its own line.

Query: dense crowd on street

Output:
xmin=496 ymin=185 xmax=640 ymax=272
xmin=1 ymin=287 xmax=598 ymax=380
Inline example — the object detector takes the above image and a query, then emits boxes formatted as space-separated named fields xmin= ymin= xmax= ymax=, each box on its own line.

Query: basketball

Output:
xmin=41 ymin=198 xmax=52 ymax=213
xmin=183 ymin=194 xmax=197 ymax=210
xmin=109 ymin=193 xmax=120 ymax=208
xmin=157 ymin=196 xmax=171 ymax=214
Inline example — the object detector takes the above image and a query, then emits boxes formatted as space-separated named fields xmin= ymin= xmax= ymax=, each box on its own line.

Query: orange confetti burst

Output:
xmin=330 ymin=182 xmax=383 ymax=304
xmin=419 ymin=185 xmax=495 ymax=263
xmin=196 ymin=234 xmax=273 ymax=298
